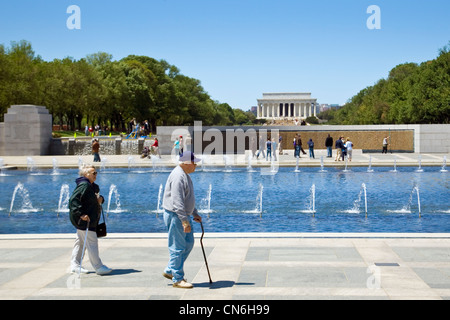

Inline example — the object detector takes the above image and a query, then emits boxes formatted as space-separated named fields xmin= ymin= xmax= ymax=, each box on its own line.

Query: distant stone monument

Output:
xmin=0 ymin=105 xmax=52 ymax=156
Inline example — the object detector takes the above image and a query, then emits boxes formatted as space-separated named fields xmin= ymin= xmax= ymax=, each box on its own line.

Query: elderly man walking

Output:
xmin=162 ymin=151 xmax=202 ymax=289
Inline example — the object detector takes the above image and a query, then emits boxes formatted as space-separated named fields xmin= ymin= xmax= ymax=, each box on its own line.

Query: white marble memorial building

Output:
xmin=257 ymin=93 xmax=317 ymax=120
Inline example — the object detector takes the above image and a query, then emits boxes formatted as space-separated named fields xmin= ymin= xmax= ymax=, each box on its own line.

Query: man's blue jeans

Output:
xmin=163 ymin=210 xmax=195 ymax=283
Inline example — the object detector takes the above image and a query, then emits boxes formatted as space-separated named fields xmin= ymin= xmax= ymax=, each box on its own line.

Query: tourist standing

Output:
xmin=345 ymin=138 xmax=353 ymax=161
xmin=173 ymin=137 xmax=180 ymax=157
xmin=278 ymin=135 xmax=283 ymax=155
xmin=256 ymin=134 xmax=266 ymax=159
xmin=266 ymin=139 xmax=272 ymax=161
xmin=250 ymin=137 xmax=257 ymax=158
xmin=382 ymin=137 xmax=389 ymax=154
xmin=325 ymin=134 xmax=333 ymax=158
xmin=293 ymin=134 xmax=299 ymax=158
xmin=271 ymin=138 xmax=278 ymax=161
xmin=162 ymin=152 xmax=202 ymax=289
xmin=92 ymin=139 xmax=101 ymax=162
xmin=307 ymin=138 xmax=315 ymax=159
xmin=69 ymin=165 xmax=111 ymax=275
xmin=335 ymin=137 xmax=343 ymax=161
xmin=179 ymin=135 xmax=184 ymax=155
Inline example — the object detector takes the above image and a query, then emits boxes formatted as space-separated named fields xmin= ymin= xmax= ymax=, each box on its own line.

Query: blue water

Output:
xmin=0 ymin=166 xmax=449 ymax=234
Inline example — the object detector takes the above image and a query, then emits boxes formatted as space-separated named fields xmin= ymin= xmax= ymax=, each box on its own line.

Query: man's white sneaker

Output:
xmin=96 ymin=265 xmax=112 ymax=275
xmin=173 ymin=279 xmax=193 ymax=289
xmin=70 ymin=266 xmax=89 ymax=274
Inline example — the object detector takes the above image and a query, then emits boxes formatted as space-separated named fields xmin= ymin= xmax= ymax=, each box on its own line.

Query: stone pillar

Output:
xmin=138 ymin=137 xmax=145 ymax=154
xmin=115 ymin=138 xmax=122 ymax=155
xmin=68 ymin=139 xmax=76 ymax=155
xmin=0 ymin=105 xmax=52 ymax=156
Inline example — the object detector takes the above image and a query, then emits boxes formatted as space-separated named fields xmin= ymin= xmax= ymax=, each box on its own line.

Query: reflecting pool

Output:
xmin=0 ymin=166 xmax=449 ymax=234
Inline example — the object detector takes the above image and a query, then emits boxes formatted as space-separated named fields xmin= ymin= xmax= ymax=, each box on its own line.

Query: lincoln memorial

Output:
xmin=257 ymin=92 xmax=318 ymax=120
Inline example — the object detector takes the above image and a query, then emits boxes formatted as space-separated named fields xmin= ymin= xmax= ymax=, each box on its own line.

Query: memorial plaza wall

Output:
xmin=157 ymin=124 xmax=450 ymax=155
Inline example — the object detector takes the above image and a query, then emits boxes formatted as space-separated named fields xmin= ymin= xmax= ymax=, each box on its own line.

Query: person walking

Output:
xmin=298 ymin=134 xmax=307 ymax=155
xmin=151 ymin=137 xmax=161 ymax=158
xmin=162 ymin=151 xmax=202 ymax=289
xmin=69 ymin=164 xmax=111 ymax=275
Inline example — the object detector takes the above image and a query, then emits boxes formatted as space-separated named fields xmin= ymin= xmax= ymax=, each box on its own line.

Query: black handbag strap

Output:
xmin=99 ymin=207 xmax=106 ymax=224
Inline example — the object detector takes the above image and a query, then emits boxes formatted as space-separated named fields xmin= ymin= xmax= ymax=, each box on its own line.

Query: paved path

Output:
xmin=1 ymin=150 xmax=449 ymax=170
xmin=1 ymin=233 xmax=450 ymax=300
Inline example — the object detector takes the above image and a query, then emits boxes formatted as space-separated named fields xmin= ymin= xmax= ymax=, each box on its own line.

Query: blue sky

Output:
xmin=0 ymin=0 xmax=449 ymax=110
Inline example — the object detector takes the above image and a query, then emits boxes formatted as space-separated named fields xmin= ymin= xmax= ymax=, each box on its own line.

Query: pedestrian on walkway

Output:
xmin=162 ymin=151 xmax=202 ymax=289
xmin=307 ymin=138 xmax=315 ymax=159
xmin=345 ymin=137 xmax=353 ymax=161
xmin=92 ymin=139 xmax=101 ymax=162
xmin=325 ymin=134 xmax=333 ymax=158
xmin=256 ymin=134 xmax=266 ymax=159
xmin=271 ymin=138 xmax=278 ymax=161
xmin=266 ymin=139 xmax=272 ymax=161
xmin=293 ymin=134 xmax=300 ymax=158
xmin=250 ymin=137 xmax=257 ymax=158
xmin=69 ymin=164 xmax=111 ymax=275
xmin=278 ymin=135 xmax=283 ymax=155
xmin=151 ymin=137 xmax=161 ymax=158
xmin=382 ymin=137 xmax=389 ymax=154
xmin=298 ymin=134 xmax=307 ymax=156
xmin=335 ymin=137 xmax=343 ymax=161
xmin=173 ymin=137 xmax=180 ymax=157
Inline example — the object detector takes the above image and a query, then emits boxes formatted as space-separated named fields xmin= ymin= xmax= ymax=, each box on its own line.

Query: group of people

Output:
xmin=251 ymin=136 xmax=280 ymax=161
xmin=85 ymin=124 xmax=109 ymax=137
xmin=250 ymin=133 xmax=354 ymax=161
xmin=332 ymin=136 xmax=354 ymax=162
xmin=141 ymin=138 xmax=161 ymax=158
xmin=69 ymin=151 xmax=203 ymax=288
xmin=128 ymin=118 xmax=151 ymax=137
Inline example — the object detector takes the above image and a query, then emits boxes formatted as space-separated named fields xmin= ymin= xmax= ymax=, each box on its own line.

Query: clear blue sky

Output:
xmin=1 ymin=0 xmax=449 ymax=110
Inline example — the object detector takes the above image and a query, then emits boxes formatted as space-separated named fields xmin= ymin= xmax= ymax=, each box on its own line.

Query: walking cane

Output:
xmin=79 ymin=220 xmax=90 ymax=278
xmin=200 ymin=221 xmax=213 ymax=284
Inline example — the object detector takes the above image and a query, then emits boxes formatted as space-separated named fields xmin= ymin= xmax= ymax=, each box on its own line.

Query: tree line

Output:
xmin=0 ymin=40 xmax=257 ymax=132
xmin=319 ymin=44 xmax=450 ymax=124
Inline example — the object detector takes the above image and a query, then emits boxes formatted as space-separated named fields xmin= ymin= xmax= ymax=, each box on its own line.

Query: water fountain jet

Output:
xmin=57 ymin=184 xmax=70 ymax=217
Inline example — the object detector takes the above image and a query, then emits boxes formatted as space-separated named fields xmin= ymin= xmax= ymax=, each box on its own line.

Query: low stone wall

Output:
xmin=278 ymin=129 xmax=413 ymax=153
xmin=157 ymin=124 xmax=450 ymax=155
